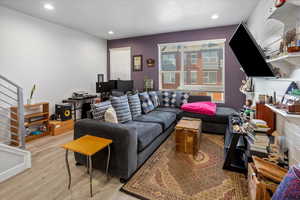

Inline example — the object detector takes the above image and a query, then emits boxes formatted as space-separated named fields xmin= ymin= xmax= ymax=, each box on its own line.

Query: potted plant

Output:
xmin=27 ymin=84 xmax=36 ymax=105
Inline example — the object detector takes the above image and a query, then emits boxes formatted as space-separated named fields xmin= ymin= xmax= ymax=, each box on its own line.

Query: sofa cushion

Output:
xmin=155 ymin=107 xmax=183 ymax=120
xmin=148 ymin=91 xmax=160 ymax=108
xmin=183 ymin=107 xmax=237 ymax=124
xmin=123 ymin=121 xmax=163 ymax=152
xmin=176 ymin=91 xmax=190 ymax=107
xmin=133 ymin=111 xmax=176 ymax=130
xmin=161 ymin=91 xmax=170 ymax=107
xmin=139 ymin=92 xmax=155 ymax=114
xmin=111 ymin=95 xmax=132 ymax=123
xmin=91 ymin=101 xmax=112 ymax=120
xmin=128 ymin=94 xmax=142 ymax=119
xmin=169 ymin=91 xmax=177 ymax=107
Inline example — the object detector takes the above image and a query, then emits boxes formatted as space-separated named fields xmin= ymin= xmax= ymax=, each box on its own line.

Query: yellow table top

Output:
xmin=62 ymin=135 xmax=112 ymax=156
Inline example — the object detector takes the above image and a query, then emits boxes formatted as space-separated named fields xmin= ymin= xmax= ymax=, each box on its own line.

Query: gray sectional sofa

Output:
xmin=74 ymin=95 xmax=237 ymax=181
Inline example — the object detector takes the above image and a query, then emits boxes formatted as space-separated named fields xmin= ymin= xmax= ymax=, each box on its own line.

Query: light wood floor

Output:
xmin=0 ymin=132 xmax=137 ymax=200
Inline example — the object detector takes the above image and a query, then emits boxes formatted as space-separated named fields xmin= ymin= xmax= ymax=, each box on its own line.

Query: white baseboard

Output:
xmin=0 ymin=144 xmax=31 ymax=182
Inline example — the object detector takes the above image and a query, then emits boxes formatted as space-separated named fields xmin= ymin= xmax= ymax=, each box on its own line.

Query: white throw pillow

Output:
xmin=104 ymin=106 xmax=118 ymax=123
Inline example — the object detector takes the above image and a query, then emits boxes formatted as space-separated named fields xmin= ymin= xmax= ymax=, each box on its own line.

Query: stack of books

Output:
xmin=247 ymin=132 xmax=270 ymax=155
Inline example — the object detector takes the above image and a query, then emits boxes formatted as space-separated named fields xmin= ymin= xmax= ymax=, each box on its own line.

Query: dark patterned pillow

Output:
xmin=177 ymin=92 xmax=190 ymax=107
xmin=161 ymin=91 xmax=170 ymax=107
xmin=111 ymin=95 xmax=132 ymax=123
xmin=170 ymin=91 xmax=177 ymax=107
xmin=91 ymin=101 xmax=112 ymax=120
xmin=139 ymin=92 xmax=155 ymax=114
xmin=148 ymin=91 xmax=160 ymax=108
xmin=128 ymin=94 xmax=142 ymax=119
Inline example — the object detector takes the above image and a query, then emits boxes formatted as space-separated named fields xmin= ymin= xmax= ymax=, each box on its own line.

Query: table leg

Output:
xmin=86 ymin=156 xmax=89 ymax=174
xmin=65 ymin=149 xmax=71 ymax=190
xmin=89 ymin=156 xmax=93 ymax=197
xmin=106 ymin=144 xmax=111 ymax=181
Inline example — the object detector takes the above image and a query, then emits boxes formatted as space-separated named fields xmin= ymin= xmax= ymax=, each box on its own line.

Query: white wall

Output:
xmin=0 ymin=6 xmax=107 ymax=112
xmin=247 ymin=0 xmax=300 ymax=100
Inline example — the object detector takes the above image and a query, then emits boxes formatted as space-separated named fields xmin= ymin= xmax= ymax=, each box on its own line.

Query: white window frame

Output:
xmin=163 ymin=71 xmax=176 ymax=84
xmin=190 ymin=71 xmax=198 ymax=84
xmin=161 ymin=54 xmax=176 ymax=67
xmin=190 ymin=53 xmax=197 ymax=65
xmin=158 ymin=39 xmax=226 ymax=103
xmin=203 ymin=71 xmax=217 ymax=84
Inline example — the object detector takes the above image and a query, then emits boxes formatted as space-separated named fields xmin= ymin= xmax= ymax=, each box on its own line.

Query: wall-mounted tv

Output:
xmin=229 ymin=23 xmax=275 ymax=77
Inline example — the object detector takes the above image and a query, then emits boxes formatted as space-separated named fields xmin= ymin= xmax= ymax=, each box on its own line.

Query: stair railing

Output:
xmin=0 ymin=74 xmax=25 ymax=149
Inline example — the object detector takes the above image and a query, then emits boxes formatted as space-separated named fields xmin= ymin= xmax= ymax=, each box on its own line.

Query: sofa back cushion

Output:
xmin=91 ymin=101 xmax=112 ymax=120
xmin=148 ymin=91 xmax=160 ymax=108
xmin=111 ymin=95 xmax=132 ymax=123
xmin=160 ymin=91 xmax=190 ymax=108
xmin=139 ymin=92 xmax=155 ymax=114
xmin=128 ymin=94 xmax=142 ymax=119
xmin=176 ymin=92 xmax=189 ymax=107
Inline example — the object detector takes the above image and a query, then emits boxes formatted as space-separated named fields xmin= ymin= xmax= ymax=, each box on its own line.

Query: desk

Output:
xmin=62 ymin=135 xmax=112 ymax=197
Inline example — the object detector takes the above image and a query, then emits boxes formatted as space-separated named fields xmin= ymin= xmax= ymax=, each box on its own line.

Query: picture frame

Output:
xmin=133 ymin=55 xmax=143 ymax=71
xmin=146 ymin=58 xmax=155 ymax=67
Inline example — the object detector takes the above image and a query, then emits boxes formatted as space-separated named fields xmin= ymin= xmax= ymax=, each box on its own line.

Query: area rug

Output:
xmin=121 ymin=133 xmax=248 ymax=200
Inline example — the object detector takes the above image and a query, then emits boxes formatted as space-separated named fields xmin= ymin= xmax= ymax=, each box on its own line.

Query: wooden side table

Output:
xmin=175 ymin=117 xmax=202 ymax=159
xmin=62 ymin=135 xmax=112 ymax=197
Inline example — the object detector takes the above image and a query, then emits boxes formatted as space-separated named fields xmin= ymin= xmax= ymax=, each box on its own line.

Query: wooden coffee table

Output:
xmin=62 ymin=135 xmax=112 ymax=197
xmin=175 ymin=117 xmax=202 ymax=159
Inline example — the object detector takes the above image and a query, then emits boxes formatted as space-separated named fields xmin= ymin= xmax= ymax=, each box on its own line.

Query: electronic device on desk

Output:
xmin=96 ymin=80 xmax=134 ymax=100
xmin=55 ymin=104 xmax=72 ymax=121
xmin=72 ymin=91 xmax=88 ymax=99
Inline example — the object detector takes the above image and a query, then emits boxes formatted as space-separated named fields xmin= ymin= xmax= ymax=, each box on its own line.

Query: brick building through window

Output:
xmin=159 ymin=39 xmax=225 ymax=103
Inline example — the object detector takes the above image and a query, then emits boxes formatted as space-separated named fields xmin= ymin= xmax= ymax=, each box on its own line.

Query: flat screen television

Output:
xmin=229 ymin=23 xmax=275 ymax=77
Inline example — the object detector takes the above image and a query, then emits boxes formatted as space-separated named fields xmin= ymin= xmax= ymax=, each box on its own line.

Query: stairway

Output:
xmin=0 ymin=74 xmax=31 ymax=182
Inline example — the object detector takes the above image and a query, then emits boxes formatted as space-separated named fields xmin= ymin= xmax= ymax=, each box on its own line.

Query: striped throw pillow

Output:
xmin=128 ymin=94 xmax=142 ymax=119
xmin=148 ymin=91 xmax=160 ymax=108
xmin=91 ymin=101 xmax=112 ymax=120
xmin=111 ymin=95 xmax=132 ymax=123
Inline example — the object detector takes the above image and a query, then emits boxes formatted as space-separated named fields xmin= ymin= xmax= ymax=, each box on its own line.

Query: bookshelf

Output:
xmin=11 ymin=102 xmax=50 ymax=146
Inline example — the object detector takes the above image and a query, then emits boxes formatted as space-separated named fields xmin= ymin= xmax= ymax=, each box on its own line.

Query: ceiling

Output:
xmin=0 ymin=0 xmax=259 ymax=40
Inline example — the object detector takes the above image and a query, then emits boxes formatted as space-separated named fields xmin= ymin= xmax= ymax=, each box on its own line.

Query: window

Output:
xmin=163 ymin=71 xmax=176 ymax=84
xmin=184 ymin=71 xmax=197 ymax=85
xmin=202 ymin=50 xmax=220 ymax=69
xmin=159 ymin=39 xmax=225 ymax=103
xmin=191 ymin=53 xmax=197 ymax=64
xmin=204 ymin=71 xmax=217 ymax=84
xmin=161 ymin=54 xmax=176 ymax=70
xmin=191 ymin=71 xmax=197 ymax=84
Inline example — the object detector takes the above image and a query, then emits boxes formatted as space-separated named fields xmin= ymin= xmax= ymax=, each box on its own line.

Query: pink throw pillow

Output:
xmin=181 ymin=102 xmax=217 ymax=116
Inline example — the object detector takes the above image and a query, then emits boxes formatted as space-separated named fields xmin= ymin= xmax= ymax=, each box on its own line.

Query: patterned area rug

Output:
xmin=121 ymin=133 xmax=248 ymax=200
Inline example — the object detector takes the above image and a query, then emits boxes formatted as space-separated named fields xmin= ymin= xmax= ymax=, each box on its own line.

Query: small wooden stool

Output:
xmin=62 ymin=135 xmax=112 ymax=197
xmin=175 ymin=117 xmax=202 ymax=159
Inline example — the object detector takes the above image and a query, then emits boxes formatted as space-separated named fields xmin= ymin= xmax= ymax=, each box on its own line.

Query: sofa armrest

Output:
xmin=74 ymin=119 xmax=138 ymax=179
xmin=188 ymin=95 xmax=211 ymax=103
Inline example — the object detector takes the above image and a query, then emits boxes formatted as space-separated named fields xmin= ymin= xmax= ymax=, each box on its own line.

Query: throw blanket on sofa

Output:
xmin=181 ymin=101 xmax=217 ymax=116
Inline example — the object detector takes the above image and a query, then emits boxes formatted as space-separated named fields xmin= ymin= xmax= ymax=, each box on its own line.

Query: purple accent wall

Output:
xmin=107 ymin=25 xmax=245 ymax=109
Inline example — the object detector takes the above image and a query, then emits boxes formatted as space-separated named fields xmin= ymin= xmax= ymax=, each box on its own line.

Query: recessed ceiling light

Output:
xmin=108 ymin=31 xmax=114 ymax=35
xmin=211 ymin=14 xmax=219 ymax=20
xmin=44 ymin=3 xmax=55 ymax=11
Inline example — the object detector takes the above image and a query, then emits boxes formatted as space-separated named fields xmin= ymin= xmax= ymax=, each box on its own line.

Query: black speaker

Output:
xmin=55 ymin=104 xmax=72 ymax=121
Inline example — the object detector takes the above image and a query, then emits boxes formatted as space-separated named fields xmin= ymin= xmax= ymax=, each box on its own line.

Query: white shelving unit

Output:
xmin=267 ymin=52 xmax=300 ymax=67
xmin=265 ymin=104 xmax=300 ymax=119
